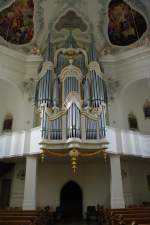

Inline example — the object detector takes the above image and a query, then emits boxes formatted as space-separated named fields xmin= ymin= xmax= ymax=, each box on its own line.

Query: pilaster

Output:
xmin=110 ymin=154 xmax=125 ymax=208
xmin=23 ymin=156 xmax=37 ymax=210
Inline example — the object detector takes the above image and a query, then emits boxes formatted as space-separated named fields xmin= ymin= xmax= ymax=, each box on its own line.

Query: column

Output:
xmin=23 ymin=156 xmax=37 ymax=210
xmin=110 ymin=154 xmax=125 ymax=208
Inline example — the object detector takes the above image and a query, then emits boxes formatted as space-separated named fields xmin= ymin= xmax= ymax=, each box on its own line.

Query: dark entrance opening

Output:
xmin=60 ymin=181 xmax=83 ymax=220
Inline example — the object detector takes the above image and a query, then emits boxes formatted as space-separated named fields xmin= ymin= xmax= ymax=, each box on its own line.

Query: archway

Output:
xmin=60 ymin=181 xmax=83 ymax=220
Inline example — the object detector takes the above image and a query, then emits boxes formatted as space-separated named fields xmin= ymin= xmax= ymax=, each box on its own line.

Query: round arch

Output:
xmin=0 ymin=77 xmax=23 ymax=97
xmin=117 ymin=78 xmax=150 ymax=133
xmin=118 ymin=77 xmax=150 ymax=100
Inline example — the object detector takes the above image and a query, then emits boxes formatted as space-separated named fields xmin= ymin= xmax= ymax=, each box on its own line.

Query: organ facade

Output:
xmin=34 ymin=33 xmax=108 ymax=151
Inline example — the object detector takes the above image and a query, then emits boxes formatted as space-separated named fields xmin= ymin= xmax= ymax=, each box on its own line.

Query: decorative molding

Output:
xmin=59 ymin=64 xmax=83 ymax=81
xmin=82 ymin=107 xmax=104 ymax=121
xmin=88 ymin=61 xmax=103 ymax=78
xmin=54 ymin=47 xmax=88 ymax=67
xmin=0 ymin=45 xmax=42 ymax=63
xmin=100 ymin=46 xmax=150 ymax=63
xmin=38 ymin=61 xmax=54 ymax=79
xmin=64 ymin=92 xmax=82 ymax=110
xmin=44 ymin=106 xmax=65 ymax=121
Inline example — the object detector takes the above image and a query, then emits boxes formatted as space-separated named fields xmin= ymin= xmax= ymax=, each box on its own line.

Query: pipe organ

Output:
xmin=34 ymin=33 xmax=108 ymax=150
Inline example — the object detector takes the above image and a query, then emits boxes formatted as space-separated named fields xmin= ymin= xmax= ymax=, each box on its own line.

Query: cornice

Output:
xmin=100 ymin=46 xmax=150 ymax=64
xmin=0 ymin=45 xmax=42 ymax=63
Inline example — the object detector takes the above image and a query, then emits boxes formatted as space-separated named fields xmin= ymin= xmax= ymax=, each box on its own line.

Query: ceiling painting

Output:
xmin=0 ymin=0 xmax=34 ymax=45
xmin=108 ymin=0 xmax=147 ymax=46
xmin=0 ymin=0 xmax=149 ymax=53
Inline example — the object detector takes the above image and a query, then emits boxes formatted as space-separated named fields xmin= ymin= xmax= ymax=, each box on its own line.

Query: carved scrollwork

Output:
xmin=88 ymin=61 xmax=103 ymax=77
xmin=64 ymin=92 xmax=82 ymax=110
xmin=45 ymin=106 xmax=65 ymax=121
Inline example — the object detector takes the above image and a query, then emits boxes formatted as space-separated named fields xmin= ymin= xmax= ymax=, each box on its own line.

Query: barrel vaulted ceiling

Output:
xmin=0 ymin=0 xmax=149 ymax=55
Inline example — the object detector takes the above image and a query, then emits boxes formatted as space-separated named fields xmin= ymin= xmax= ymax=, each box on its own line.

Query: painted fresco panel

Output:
xmin=108 ymin=0 xmax=147 ymax=46
xmin=0 ymin=0 xmax=34 ymax=45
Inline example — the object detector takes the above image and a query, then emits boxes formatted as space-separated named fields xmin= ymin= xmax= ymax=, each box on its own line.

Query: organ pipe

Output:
xmin=34 ymin=32 xmax=108 ymax=142
xmin=53 ymin=78 xmax=59 ymax=107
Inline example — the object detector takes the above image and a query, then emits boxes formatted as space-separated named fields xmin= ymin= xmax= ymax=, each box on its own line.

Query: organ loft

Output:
xmin=34 ymin=32 xmax=108 ymax=170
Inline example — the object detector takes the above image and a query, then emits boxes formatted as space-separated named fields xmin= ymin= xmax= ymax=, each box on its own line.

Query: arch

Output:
xmin=59 ymin=65 xmax=82 ymax=82
xmin=119 ymin=77 xmax=150 ymax=100
xmin=0 ymin=79 xmax=24 ymax=132
xmin=0 ymin=77 xmax=23 ymax=97
xmin=60 ymin=180 xmax=83 ymax=220
xmin=116 ymin=78 xmax=150 ymax=133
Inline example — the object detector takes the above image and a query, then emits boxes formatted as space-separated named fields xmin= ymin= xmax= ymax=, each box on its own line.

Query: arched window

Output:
xmin=2 ymin=114 xmax=13 ymax=132
xmin=128 ymin=112 xmax=139 ymax=131
xmin=143 ymin=99 xmax=150 ymax=119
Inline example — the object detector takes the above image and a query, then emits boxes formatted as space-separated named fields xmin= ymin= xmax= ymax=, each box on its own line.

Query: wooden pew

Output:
xmin=0 ymin=216 xmax=37 ymax=220
xmin=121 ymin=218 xmax=150 ymax=225
xmin=0 ymin=221 xmax=31 ymax=225
xmin=104 ymin=208 xmax=150 ymax=225
xmin=0 ymin=210 xmax=40 ymax=225
xmin=0 ymin=208 xmax=52 ymax=225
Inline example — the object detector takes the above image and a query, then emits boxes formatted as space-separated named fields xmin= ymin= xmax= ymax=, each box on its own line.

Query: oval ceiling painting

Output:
xmin=0 ymin=0 xmax=34 ymax=45
xmin=108 ymin=0 xmax=147 ymax=46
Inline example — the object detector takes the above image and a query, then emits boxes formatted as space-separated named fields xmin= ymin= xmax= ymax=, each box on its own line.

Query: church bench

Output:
xmin=117 ymin=213 xmax=150 ymax=218
xmin=0 ymin=212 xmax=40 ymax=216
xmin=137 ymin=224 xmax=150 ymax=225
xmin=0 ymin=212 xmax=39 ymax=215
xmin=113 ymin=215 xmax=150 ymax=225
xmin=118 ymin=218 xmax=150 ymax=225
xmin=0 ymin=209 xmax=52 ymax=225
xmin=104 ymin=208 xmax=150 ymax=225
xmin=0 ymin=216 xmax=37 ymax=220
xmin=0 ymin=220 xmax=32 ymax=225
xmin=0 ymin=210 xmax=39 ymax=213
xmin=0 ymin=211 xmax=40 ymax=225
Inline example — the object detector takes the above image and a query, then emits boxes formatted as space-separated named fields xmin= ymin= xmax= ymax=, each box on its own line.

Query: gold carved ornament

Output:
xmin=41 ymin=148 xmax=108 ymax=173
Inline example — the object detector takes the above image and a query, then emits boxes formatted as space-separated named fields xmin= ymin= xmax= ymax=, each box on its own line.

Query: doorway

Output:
xmin=60 ymin=181 xmax=83 ymax=220
xmin=0 ymin=179 xmax=11 ymax=208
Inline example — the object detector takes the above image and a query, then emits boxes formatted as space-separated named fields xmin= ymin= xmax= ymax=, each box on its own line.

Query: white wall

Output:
xmin=37 ymin=158 xmax=110 ymax=212
xmin=121 ymin=79 xmax=150 ymax=134
xmin=9 ymin=157 xmax=150 ymax=209
xmin=100 ymin=46 xmax=150 ymax=135
xmin=0 ymin=166 xmax=14 ymax=207
xmin=0 ymin=79 xmax=34 ymax=133
xmin=108 ymin=79 xmax=150 ymax=134
xmin=121 ymin=157 xmax=150 ymax=206
xmin=0 ymin=45 xmax=42 ymax=133
xmin=10 ymin=161 xmax=25 ymax=207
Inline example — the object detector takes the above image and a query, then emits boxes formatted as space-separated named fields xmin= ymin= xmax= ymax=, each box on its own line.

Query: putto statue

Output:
xmin=34 ymin=32 xmax=108 ymax=151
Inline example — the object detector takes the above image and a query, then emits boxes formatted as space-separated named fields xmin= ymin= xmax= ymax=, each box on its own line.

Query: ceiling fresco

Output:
xmin=108 ymin=0 xmax=147 ymax=46
xmin=0 ymin=0 xmax=34 ymax=45
xmin=0 ymin=0 xmax=149 ymax=53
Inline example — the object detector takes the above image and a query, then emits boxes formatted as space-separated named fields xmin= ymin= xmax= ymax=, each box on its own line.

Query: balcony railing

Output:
xmin=0 ymin=127 xmax=149 ymax=158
